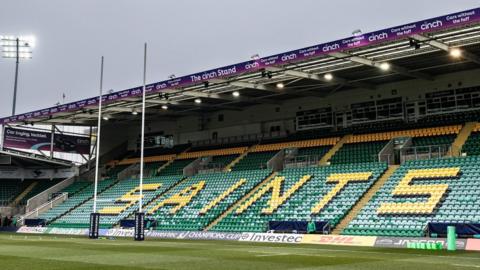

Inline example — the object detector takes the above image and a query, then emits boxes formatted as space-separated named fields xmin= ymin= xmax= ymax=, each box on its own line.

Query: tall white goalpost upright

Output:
xmin=89 ymin=56 xmax=104 ymax=239
xmin=134 ymin=43 xmax=147 ymax=241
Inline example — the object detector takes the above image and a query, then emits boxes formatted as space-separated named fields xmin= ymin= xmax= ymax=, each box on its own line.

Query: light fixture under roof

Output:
xmin=102 ymin=115 xmax=110 ymax=121
xmin=194 ymin=98 xmax=202 ymax=104
xmin=131 ymin=109 xmax=138 ymax=115
xmin=379 ymin=62 xmax=391 ymax=71
xmin=161 ymin=104 xmax=168 ymax=110
xmin=232 ymin=91 xmax=240 ymax=97
xmin=324 ymin=73 xmax=334 ymax=81
xmin=276 ymin=82 xmax=285 ymax=89
xmin=449 ymin=48 xmax=462 ymax=58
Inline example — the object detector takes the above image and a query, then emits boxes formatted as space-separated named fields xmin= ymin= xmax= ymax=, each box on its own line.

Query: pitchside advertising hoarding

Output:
xmin=15 ymin=228 xmax=480 ymax=251
xmin=374 ymin=237 xmax=467 ymax=250
xmin=3 ymin=127 xmax=90 ymax=155
xmin=0 ymin=8 xmax=479 ymax=125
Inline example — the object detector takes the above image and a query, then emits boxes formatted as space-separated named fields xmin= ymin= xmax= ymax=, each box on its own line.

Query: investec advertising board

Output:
xmin=1 ymin=8 xmax=479 ymax=125
xmin=239 ymin=233 xmax=304 ymax=244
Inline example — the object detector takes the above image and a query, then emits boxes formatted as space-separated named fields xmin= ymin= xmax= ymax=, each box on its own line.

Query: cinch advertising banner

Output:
xmin=1 ymin=8 xmax=479 ymax=125
xmin=3 ymin=127 xmax=91 ymax=155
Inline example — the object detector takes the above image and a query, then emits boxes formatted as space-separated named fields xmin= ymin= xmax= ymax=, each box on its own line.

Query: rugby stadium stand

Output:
xmin=10 ymin=121 xmax=475 ymax=237
xmin=3 ymin=7 xmax=480 ymax=241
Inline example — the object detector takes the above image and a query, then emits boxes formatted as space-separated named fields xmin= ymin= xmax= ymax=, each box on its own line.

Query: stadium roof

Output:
xmin=2 ymin=8 xmax=480 ymax=126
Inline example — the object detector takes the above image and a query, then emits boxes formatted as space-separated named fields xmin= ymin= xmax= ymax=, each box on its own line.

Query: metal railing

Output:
xmin=284 ymin=155 xmax=320 ymax=169
xmin=19 ymin=192 xmax=68 ymax=226
xmin=400 ymin=144 xmax=452 ymax=163
xmin=378 ymin=153 xmax=394 ymax=165
xmin=198 ymin=163 xmax=225 ymax=174
xmin=25 ymin=176 xmax=75 ymax=213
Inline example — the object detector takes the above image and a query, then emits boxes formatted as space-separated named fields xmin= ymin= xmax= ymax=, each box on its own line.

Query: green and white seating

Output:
xmin=343 ymin=156 xmax=480 ymax=237
xmin=212 ymin=163 xmax=387 ymax=232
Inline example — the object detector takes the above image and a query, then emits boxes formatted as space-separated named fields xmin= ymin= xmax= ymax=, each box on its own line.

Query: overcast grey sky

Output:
xmin=0 ymin=0 xmax=479 ymax=118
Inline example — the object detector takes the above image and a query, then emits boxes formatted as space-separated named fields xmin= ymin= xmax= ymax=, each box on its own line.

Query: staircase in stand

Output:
xmin=319 ymin=135 xmax=351 ymax=165
xmin=9 ymin=182 xmax=37 ymax=207
xmin=451 ymin=122 xmax=477 ymax=156
xmin=224 ymin=144 xmax=257 ymax=172
xmin=331 ymin=165 xmax=399 ymax=235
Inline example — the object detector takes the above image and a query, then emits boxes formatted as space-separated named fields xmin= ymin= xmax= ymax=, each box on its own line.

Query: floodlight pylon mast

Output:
xmin=1 ymin=36 xmax=34 ymax=116
xmin=12 ymin=38 xmax=19 ymax=116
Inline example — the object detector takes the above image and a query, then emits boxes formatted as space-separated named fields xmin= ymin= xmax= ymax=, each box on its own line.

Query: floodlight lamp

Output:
xmin=449 ymin=48 xmax=462 ymax=58
xmin=324 ymin=73 xmax=334 ymax=81
xmin=379 ymin=62 xmax=391 ymax=71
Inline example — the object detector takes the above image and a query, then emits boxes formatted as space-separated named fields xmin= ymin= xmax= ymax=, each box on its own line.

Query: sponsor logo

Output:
xmin=179 ymin=231 xmax=242 ymax=241
xmin=368 ymin=32 xmax=389 ymax=42
xmin=155 ymin=83 xmax=167 ymax=90
xmin=281 ymin=53 xmax=297 ymax=62
xmin=322 ymin=43 xmax=341 ymax=52
xmin=421 ymin=20 xmax=443 ymax=30
xmin=105 ymin=228 xmax=134 ymax=237
xmin=17 ymin=226 xmax=47 ymax=234
xmin=240 ymin=233 xmax=303 ymax=243
xmin=375 ymin=237 xmax=466 ymax=249
xmin=146 ymin=231 xmax=182 ymax=239
xmin=302 ymin=235 xmax=376 ymax=247
xmin=45 ymin=227 xmax=88 ymax=236
xmin=245 ymin=62 xmax=259 ymax=70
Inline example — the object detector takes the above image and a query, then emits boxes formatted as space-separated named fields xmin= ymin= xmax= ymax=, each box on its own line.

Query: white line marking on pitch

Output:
xmin=452 ymin=264 xmax=480 ymax=268
xmin=256 ymin=253 xmax=290 ymax=257
xmin=249 ymin=250 xmax=336 ymax=258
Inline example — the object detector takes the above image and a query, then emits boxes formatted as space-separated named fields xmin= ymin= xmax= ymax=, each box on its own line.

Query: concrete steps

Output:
xmin=319 ymin=135 xmax=351 ymax=165
xmin=156 ymin=147 xmax=191 ymax=175
xmin=331 ymin=165 xmax=399 ymax=234
xmin=224 ymin=144 xmax=257 ymax=172
xmin=10 ymin=182 xmax=38 ymax=207
xmin=156 ymin=159 xmax=176 ymax=175
xmin=203 ymin=171 xmax=277 ymax=231
xmin=451 ymin=122 xmax=477 ymax=157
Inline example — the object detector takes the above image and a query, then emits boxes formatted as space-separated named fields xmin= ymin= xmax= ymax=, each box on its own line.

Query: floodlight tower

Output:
xmin=0 ymin=35 xmax=35 ymax=116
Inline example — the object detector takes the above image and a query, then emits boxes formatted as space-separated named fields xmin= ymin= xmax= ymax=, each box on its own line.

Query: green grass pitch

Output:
xmin=0 ymin=234 xmax=478 ymax=269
